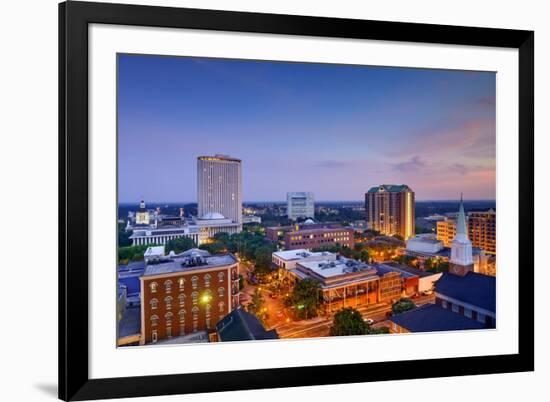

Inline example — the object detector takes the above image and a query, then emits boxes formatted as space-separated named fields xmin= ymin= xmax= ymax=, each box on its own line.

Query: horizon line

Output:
xmin=118 ymin=199 xmax=497 ymax=204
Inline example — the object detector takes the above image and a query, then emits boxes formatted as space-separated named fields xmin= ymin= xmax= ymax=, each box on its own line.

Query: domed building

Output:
xmin=194 ymin=211 xmax=241 ymax=241
xmin=135 ymin=200 xmax=150 ymax=225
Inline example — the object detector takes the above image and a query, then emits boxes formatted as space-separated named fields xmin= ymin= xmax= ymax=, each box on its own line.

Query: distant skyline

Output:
xmin=118 ymin=54 xmax=496 ymax=203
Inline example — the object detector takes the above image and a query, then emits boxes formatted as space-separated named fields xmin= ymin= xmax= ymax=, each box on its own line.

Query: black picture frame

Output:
xmin=59 ymin=1 xmax=534 ymax=400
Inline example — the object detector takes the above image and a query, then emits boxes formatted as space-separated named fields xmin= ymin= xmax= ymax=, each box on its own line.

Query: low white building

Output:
xmin=242 ymin=215 xmax=262 ymax=224
xmin=272 ymin=249 xmax=337 ymax=271
xmin=404 ymin=234 xmax=488 ymax=274
xmin=406 ymin=234 xmax=444 ymax=254
xmin=129 ymin=212 xmax=241 ymax=247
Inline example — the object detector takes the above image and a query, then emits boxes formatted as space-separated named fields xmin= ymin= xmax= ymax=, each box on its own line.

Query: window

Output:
xmin=179 ymin=324 xmax=185 ymax=336
xmin=218 ymin=272 xmax=225 ymax=283
xmin=166 ymin=327 xmax=172 ymax=338
xmin=178 ymin=293 xmax=186 ymax=307
xmin=218 ymin=301 xmax=225 ymax=313
xmin=218 ymin=287 xmax=225 ymax=298
xmin=178 ymin=277 xmax=185 ymax=290
xmin=150 ymin=298 xmax=158 ymax=310
xmin=150 ymin=315 xmax=159 ymax=327
xmin=204 ymin=274 xmax=211 ymax=288
xmin=149 ymin=282 xmax=158 ymax=293
xmin=164 ymin=296 xmax=173 ymax=310
xmin=191 ymin=276 xmax=198 ymax=289
xmin=206 ymin=317 xmax=211 ymax=329
xmin=151 ymin=329 xmax=158 ymax=343
xmin=164 ymin=280 xmax=173 ymax=293
xmin=165 ymin=312 xmax=173 ymax=326
xmin=192 ymin=291 xmax=199 ymax=305
xmin=205 ymin=304 xmax=211 ymax=317
xmin=178 ymin=309 xmax=186 ymax=322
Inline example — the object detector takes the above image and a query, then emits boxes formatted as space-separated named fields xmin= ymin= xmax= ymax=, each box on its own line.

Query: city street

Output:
xmin=238 ymin=257 xmax=435 ymax=340
xmin=269 ymin=293 xmax=435 ymax=339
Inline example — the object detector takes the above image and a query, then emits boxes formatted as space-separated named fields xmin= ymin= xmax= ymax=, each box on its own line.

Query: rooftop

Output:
xmin=272 ymin=249 xmax=335 ymax=261
xmin=142 ymin=249 xmax=237 ymax=277
xmin=297 ymin=257 xmax=376 ymax=279
xmin=389 ymin=303 xmax=486 ymax=332
xmin=144 ymin=246 xmax=165 ymax=258
xmin=374 ymin=263 xmax=421 ymax=279
xmin=367 ymin=184 xmax=412 ymax=193
xmin=376 ymin=262 xmax=437 ymax=278
xmin=435 ymin=272 xmax=496 ymax=313
xmin=408 ymin=236 xmax=442 ymax=245
xmin=198 ymin=154 xmax=241 ymax=163
xmin=216 ymin=308 xmax=279 ymax=342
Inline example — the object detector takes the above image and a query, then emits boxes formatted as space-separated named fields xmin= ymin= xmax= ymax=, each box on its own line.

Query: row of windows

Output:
xmin=149 ymin=272 xmax=226 ymax=293
xmin=149 ymin=288 xmax=226 ymax=310
xmin=150 ymin=303 xmax=226 ymax=325
xmin=150 ymin=312 xmax=226 ymax=342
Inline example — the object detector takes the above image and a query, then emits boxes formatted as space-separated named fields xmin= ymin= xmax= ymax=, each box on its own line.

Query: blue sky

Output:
xmin=118 ymin=54 xmax=496 ymax=202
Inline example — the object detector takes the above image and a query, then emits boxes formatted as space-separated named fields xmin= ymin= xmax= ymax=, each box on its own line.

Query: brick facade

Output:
xmin=140 ymin=263 xmax=239 ymax=344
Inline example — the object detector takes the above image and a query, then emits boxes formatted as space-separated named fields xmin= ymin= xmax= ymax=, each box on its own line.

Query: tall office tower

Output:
xmin=468 ymin=209 xmax=496 ymax=255
xmin=287 ymin=192 xmax=315 ymax=221
xmin=449 ymin=196 xmax=474 ymax=276
xmin=365 ymin=184 xmax=415 ymax=240
xmin=197 ymin=155 xmax=242 ymax=224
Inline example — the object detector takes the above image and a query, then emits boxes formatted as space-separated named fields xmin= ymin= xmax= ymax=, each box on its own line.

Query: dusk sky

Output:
xmin=118 ymin=54 xmax=496 ymax=203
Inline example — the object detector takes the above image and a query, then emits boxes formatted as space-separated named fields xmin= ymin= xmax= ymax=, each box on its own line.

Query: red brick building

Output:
xmin=284 ymin=226 xmax=354 ymax=250
xmin=139 ymin=249 xmax=239 ymax=345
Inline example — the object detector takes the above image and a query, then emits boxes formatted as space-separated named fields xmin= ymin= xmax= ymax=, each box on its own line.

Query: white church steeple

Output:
xmin=449 ymin=194 xmax=474 ymax=276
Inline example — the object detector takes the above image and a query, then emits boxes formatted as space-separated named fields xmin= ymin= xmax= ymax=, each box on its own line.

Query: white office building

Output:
xmin=197 ymin=155 xmax=242 ymax=225
xmin=286 ymin=192 xmax=314 ymax=220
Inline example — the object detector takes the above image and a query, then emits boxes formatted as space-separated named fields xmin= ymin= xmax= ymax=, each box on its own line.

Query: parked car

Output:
xmin=364 ymin=318 xmax=374 ymax=325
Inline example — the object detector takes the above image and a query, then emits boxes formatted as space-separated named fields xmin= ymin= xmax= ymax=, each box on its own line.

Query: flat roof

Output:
xmin=142 ymin=251 xmax=237 ymax=277
xmin=297 ymin=258 xmax=373 ymax=279
xmin=376 ymin=262 xmax=435 ymax=278
xmin=272 ymin=249 xmax=335 ymax=261
xmin=374 ymin=263 xmax=419 ymax=279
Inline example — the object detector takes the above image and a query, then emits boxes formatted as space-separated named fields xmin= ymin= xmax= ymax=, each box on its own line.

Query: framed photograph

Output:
xmin=59 ymin=1 xmax=534 ymax=400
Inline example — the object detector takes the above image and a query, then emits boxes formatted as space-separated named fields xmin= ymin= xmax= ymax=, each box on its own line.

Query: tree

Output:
xmin=423 ymin=258 xmax=434 ymax=271
xmin=118 ymin=222 xmax=132 ymax=247
xmin=118 ymin=244 xmax=155 ymax=264
xmin=165 ymin=237 xmax=197 ymax=254
xmin=287 ymin=279 xmax=321 ymax=320
xmin=247 ymin=289 xmax=268 ymax=324
xmin=330 ymin=307 xmax=369 ymax=336
xmin=199 ymin=241 xmax=226 ymax=254
xmin=392 ymin=297 xmax=416 ymax=315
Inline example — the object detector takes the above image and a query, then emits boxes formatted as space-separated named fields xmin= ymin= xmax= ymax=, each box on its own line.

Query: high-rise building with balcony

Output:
xmin=286 ymin=192 xmax=315 ymax=220
xmin=365 ymin=184 xmax=415 ymax=240
xmin=197 ymin=155 xmax=242 ymax=225
xmin=468 ymin=209 xmax=496 ymax=255
xmin=437 ymin=209 xmax=496 ymax=255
